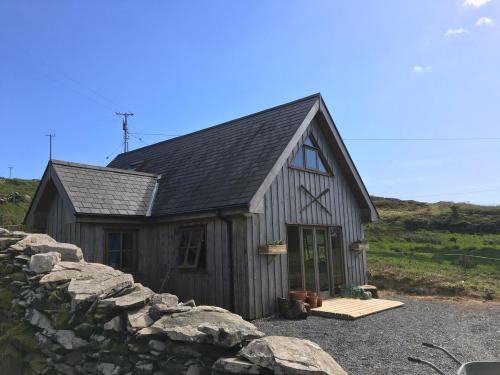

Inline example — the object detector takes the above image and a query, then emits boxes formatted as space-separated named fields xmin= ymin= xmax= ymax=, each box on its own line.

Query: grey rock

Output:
xmin=104 ymin=315 xmax=122 ymax=332
xmin=180 ymin=299 xmax=196 ymax=307
xmin=97 ymin=363 xmax=121 ymax=375
xmin=240 ymin=336 xmax=347 ymax=375
xmin=150 ymin=292 xmax=179 ymax=306
xmin=127 ymin=306 xmax=154 ymax=332
xmin=99 ymin=283 xmax=153 ymax=309
xmin=9 ymin=233 xmax=55 ymax=252
xmin=54 ymin=330 xmax=89 ymax=350
xmin=73 ymin=322 xmax=95 ymax=339
xmin=138 ymin=306 xmax=264 ymax=347
xmin=40 ymin=262 xmax=134 ymax=305
xmin=30 ymin=241 xmax=83 ymax=262
xmin=149 ymin=303 xmax=191 ymax=321
xmin=26 ymin=309 xmax=54 ymax=333
xmin=14 ymin=254 xmax=31 ymax=263
xmin=90 ymin=334 xmax=112 ymax=350
xmin=29 ymin=252 xmax=61 ymax=273
xmin=148 ymin=339 xmax=167 ymax=352
xmin=0 ymin=227 xmax=10 ymax=236
xmin=54 ymin=363 xmax=77 ymax=375
xmin=212 ymin=356 xmax=264 ymax=374
xmin=135 ymin=362 xmax=154 ymax=375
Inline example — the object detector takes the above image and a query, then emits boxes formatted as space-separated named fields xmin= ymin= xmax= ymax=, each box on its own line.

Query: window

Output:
xmin=106 ymin=231 xmax=136 ymax=271
xmin=290 ymin=135 xmax=330 ymax=173
xmin=176 ymin=226 xmax=206 ymax=269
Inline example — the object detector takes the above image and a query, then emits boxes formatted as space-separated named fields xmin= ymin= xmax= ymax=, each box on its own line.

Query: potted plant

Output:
xmin=351 ymin=240 xmax=369 ymax=252
xmin=259 ymin=240 xmax=287 ymax=255
xmin=289 ymin=290 xmax=307 ymax=302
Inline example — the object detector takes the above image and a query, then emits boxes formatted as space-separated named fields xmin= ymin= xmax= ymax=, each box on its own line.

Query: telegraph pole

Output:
xmin=8 ymin=167 xmax=13 ymax=179
xmin=116 ymin=112 xmax=134 ymax=153
xmin=46 ymin=134 xmax=56 ymax=160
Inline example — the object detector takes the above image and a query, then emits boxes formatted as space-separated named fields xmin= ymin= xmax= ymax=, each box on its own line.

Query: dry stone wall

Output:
xmin=0 ymin=229 xmax=346 ymax=375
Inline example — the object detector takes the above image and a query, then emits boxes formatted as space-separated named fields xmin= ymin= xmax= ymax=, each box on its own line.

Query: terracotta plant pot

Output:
xmin=317 ymin=297 xmax=323 ymax=307
xmin=307 ymin=291 xmax=318 ymax=297
xmin=306 ymin=296 xmax=318 ymax=308
xmin=289 ymin=290 xmax=307 ymax=302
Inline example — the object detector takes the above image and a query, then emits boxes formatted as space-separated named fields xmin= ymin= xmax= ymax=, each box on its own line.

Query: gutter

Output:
xmin=217 ymin=211 xmax=235 ymax=312
xmin=146 ymin=175 xmax=162 ymax=217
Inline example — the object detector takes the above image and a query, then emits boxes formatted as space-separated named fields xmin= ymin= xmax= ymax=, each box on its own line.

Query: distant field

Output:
xmin=0 ymin=178 xmax=39 ymax=229
xmin=366 ymin=197 xmax=500 ymax=300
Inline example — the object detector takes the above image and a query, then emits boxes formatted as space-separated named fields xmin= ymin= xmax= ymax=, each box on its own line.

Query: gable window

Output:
xmin=106 ymin=231 xmax=136 ymax=271
xmin=291 ymin=135 xmax=330 ymax=174
xmin=176 ymin=226 xmax=206 ymax=269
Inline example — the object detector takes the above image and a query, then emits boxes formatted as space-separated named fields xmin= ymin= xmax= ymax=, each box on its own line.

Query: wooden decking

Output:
xmin=311 ymin=298 xmax=404 ymax=319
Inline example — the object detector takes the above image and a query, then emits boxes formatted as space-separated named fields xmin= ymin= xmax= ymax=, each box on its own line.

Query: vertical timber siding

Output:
xmin=43 ymin=198 xmax=234 ymax=312
xmin=243 ymin=117 xmax=367 ymax=319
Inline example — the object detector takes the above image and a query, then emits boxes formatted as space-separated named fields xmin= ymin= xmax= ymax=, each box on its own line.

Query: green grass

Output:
xmin=366 ymin=197 xmax=500 ymax=299
xmin=0 ymin=177 xmax=39 ymax=228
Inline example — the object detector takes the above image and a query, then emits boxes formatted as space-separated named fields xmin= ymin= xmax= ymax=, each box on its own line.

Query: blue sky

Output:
xmin=1 ymin=0 xmax=499 ymax=204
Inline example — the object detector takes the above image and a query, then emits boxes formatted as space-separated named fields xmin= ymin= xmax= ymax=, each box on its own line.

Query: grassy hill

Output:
xmin=1 ymin=178 xmax=498 ymax=299
xmin=366 ymin=197 xmax=500 ymax=300
xmin=0 ymin=178 xmax=39 ymax=229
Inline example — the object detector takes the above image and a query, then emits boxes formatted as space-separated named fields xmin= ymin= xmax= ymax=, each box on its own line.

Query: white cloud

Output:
xmin=444 ymin=28 xmax=469 ymax=37
xmin=476 ymin=17 xmax=494 ymax=26
xmin=412 ymin=65 xmax=432 ymax=73
xmin=463 ymin=0 xmax=492 ymax=8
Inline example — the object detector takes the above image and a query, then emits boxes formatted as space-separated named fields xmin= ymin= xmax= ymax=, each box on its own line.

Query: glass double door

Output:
xmin=288 ymin=226 xmax=331 ymax=297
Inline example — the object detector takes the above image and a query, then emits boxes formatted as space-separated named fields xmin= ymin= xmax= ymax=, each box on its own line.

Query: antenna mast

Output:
xmin=116 ymin=112 xmax=134 ymax=153
xmin=46 ymin=134 xmax=56 ymax=160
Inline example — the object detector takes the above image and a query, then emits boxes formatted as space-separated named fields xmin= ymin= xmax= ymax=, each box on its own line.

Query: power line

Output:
xmin=129 ymin=132 xmax=180 ymax=137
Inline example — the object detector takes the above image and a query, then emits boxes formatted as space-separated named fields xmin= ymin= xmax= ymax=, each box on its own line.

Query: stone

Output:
xmin=150 ymin=293 xmax=179 ymax=306
xmin=277 ymin=298 xmax=308 ymax=320
xmin=127 ymin=306 xmax=154 ymax=332
xmin=26 ymin=309 xmax=54 ymax=333
xmin=0 ymin=227 xmax=10 ymax=236
xmin=240 ymin=336 xmax=347 ymax=375
xmin=9 ymin=233 xmax=55 ymax=252
xmin=148 ymin=339 xmax=167 ymax=352
xmin=30 ymin=242 xmax=83 ymax=262
xmin=138 ymin=306 xmax=264 ymax=347
xmin=29 ymin=252 xmax=61 ymax=273
xmin=212 ymin=356 xmax=264 ymax=374
xmin=40 ymin=262 xmax=134 ymax=304
xmin=180 ymin=299 xmax=196 ymax=307
xmin=74 ymin=322 xmax=95 ymax=339
xmin=104 ymin=316 xmax=122 ymax=332
xmin=149 ymin=303 xmax=191 ymax=321
xmin=54 ymin=363 xmax=77 ymax=375
xmin=53 ymin=330 xmax=89 ymax=350
xmin=99 ymin=283 xmax=154 ymax=309
xmin=135 ymin=362 xmax=154 ymax=375
xmin=97 ymin=363 xmax=121 ymax=375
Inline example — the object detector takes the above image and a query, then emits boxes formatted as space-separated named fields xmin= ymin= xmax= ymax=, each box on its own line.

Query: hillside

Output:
xmin=366 ymin=197 xmax=500 ymax=300
xmin=0 ymin=178 xmax=39 ymax=228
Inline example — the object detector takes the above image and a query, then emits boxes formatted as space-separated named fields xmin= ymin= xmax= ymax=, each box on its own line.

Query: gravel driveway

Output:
xmin=253 ymin=294 xmax=500 ymax=374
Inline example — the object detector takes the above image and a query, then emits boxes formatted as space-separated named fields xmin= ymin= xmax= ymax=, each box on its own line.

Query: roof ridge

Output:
xmin=115 ymin=93 xmax=321 ymax=158
xmin=50 ymin=160 xmax=158 ymax=178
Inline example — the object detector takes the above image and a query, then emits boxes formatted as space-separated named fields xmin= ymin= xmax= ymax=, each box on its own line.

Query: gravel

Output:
xmin=253 ymin=295 xmax=500 ymax=374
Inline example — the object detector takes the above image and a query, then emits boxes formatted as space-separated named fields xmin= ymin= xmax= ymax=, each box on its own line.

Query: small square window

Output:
xmin=106 ymin=231 xmax=136 ymax=271
xmin=177 ymin=226 xmax=206 ymax=269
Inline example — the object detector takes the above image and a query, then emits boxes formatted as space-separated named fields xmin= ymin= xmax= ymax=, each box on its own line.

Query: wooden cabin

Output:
xmin=25 ymin=94 xmax=378 ymax=319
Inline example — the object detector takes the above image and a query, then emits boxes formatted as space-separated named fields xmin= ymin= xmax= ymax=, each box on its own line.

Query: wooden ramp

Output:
xmin=311 ymin=298 xmax=404 ymax=320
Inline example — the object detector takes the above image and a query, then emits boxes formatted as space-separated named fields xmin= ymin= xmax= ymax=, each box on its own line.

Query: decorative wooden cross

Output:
xmin=300 ymin=185 xmax=332 ymax=215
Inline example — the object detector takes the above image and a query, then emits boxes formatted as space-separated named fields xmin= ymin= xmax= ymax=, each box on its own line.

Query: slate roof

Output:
xmin=51 ymin=161 xmax=159 ymax=216
xmin=107 ymin=94 xmax=320 ymax=216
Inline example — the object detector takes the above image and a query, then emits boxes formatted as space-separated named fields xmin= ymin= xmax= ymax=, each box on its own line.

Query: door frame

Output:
xmin=288 ymin=224 xmax=334 ymax=298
